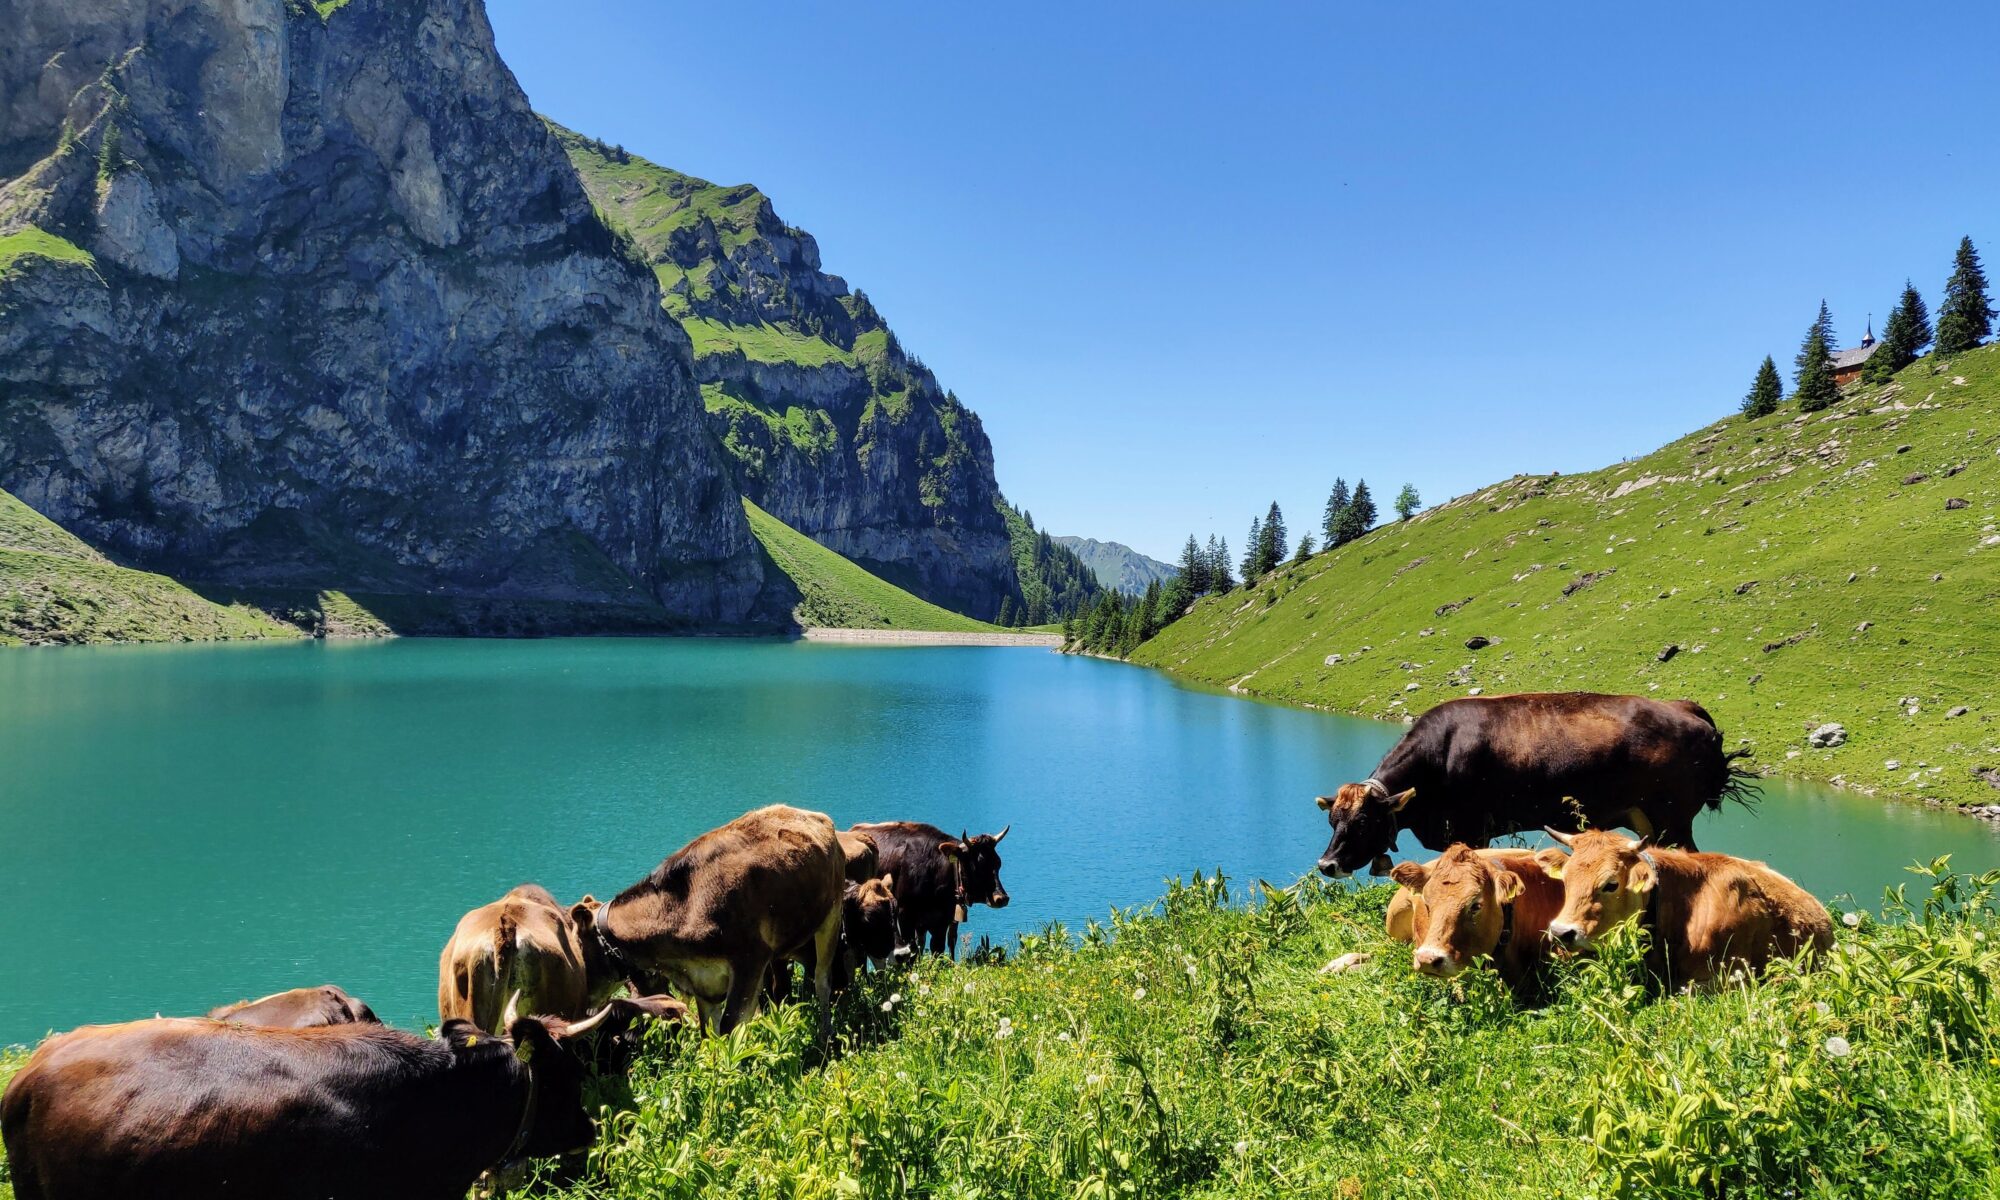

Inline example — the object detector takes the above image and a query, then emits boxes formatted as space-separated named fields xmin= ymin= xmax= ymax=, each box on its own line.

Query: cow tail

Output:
xmin=1717 ymin=747 xmax=1761 ymax=811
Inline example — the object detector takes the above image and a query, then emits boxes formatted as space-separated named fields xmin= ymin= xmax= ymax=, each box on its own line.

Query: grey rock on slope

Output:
xmin=0 ymin=0 xmax=763 ymax=624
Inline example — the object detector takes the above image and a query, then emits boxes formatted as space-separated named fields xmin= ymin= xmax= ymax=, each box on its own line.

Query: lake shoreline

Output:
xmin=800 ymin=628 xmax=1062 ymax=647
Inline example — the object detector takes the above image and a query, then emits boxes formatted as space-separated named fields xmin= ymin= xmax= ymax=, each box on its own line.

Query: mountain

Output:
xmin=557 ymin=130 xmax=1017 ymax=620
xmin=1054 ymin=536 xmax=1176 ymax=596
xmin=1137 ymin=345 xmax=2000 ymax=809
xmin=743 ymin=499 xmax=992 ymax=633
xmin=999 ymin=501 xmax=1100 ymax=625
xmin=0 ymin=0 xmax=762 ymax=630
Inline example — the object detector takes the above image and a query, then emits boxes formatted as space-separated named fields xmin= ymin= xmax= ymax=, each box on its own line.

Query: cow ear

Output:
xmin=507 ymin=1016 xmax=560 ymax=1063
xmin=1493 ymin=870 xmax=1524 ymax=904
xmin=880 ymin=873 xmax=895 ymax=888
xmin=1389 ymin=787 xmax=1417 ymax=811
xmin=1535 ymin=847 xmax=1567 ymax=879
xmin=1628 ymin=860 xmax=1657 ymax=894
xmin=570 ymin=900 xmax=598 ymax=932
xmin=1315 ymin=794 xmax=1333 ymax=811
xmin=938 ymin=840 xmax=964 ymax=858
xmin=1388 ymin=861 xmax=1429 ymax=890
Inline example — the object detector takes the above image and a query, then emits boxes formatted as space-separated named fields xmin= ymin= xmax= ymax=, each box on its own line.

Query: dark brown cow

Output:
xmin=206 ymin=984 xmax=378 ymax=1029
xmin=847 ymin=821 xmax=1010 ymax=959
xmin=590 ymin=804 xmax=845 ymax=1038
xmin=0 ymin=997 xmax=674 ymax=1200
xmin=1386 ymin=846 xmax=1565 ymax=992
xmin=1538 ymin=829 xmax=1833 ymax=985
xmin=1316 ymin=692 xmax=1751 ymax=877
xmin=439 ymin=884 xmax=625 ymax=1032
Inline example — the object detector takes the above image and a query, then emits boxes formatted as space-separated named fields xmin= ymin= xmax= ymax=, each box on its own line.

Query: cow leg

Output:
xmin=694 ymin=995 xmax=721 ymax=1034
xmin=811 ymin=904 xmax=841 ymax=1041
xmin=717 ymin=954 xmax=769 ymax=1036
xmin=947 ymin=919 xmax=960 ymax=961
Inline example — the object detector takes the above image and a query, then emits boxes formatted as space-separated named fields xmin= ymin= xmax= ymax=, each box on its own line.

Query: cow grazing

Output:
xmin=837 ymin=830 xmax=881 ymax=882
xmin=1386 ymin=846 xmax=1565 ymax=990
xmin=1315 ymin=692 xmax=1752 ymax=878
xmin=0 ymin=995 xmax=678 ymax=1200
xmin=843 ymin=874 xmax=911 ymax=974
xmin=439 ymin=884 xmax=626 ymax=1033
xmin=847 ymin=821 xmax=1010 ymax=959
xmin=206 ymin=984 xmax=379 ymax=1029
xmin=1538 ymin=829 xmax=1833 ymax=985
xmin=592 ymin=804 xmax=845 ymax=1037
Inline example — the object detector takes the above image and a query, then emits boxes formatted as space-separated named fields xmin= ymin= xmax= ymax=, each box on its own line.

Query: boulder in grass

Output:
xmin=1808 ymin=723 xmax=1847 ymax=749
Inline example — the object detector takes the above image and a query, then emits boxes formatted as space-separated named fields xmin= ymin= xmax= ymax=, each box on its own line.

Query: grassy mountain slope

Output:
xmin=0 ymin=490 xmax=299 ymax=646
xmin=745 ymin=499 xmax=993 ymax=632
xmin=1055 ymin=535 xmax=1178 ymax=596
xmin=1137 ymin=346 xmax=2000 ymax=809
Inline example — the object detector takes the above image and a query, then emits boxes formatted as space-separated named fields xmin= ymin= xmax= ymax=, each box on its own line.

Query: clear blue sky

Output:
xmin=488 ymin=0 xmax=2000 ymax=564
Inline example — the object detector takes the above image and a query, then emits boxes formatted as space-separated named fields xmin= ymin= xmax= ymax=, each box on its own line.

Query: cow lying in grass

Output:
xmin=1538 ymin=829 xmax=1832 ymax=985
xmin=0 ymin=995 xmax=679 ymax=1200
xmin=1385 ymin=846 xmax=1564 ymax=992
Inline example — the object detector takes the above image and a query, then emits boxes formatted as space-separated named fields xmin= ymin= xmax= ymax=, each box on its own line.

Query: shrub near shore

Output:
xmin=5 ymin=865 xmax=1996 ymax=1199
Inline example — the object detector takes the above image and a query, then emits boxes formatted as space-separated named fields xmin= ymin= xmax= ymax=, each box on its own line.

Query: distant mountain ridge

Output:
xmin=1054 ymin=536 xmax=1177 ymax=596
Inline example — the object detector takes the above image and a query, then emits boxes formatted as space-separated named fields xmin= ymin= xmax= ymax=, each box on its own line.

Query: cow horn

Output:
xmin=1631 ymin=833 xmax=1658 ymax=852
xmin=1543 ymin=826 xmax=1577 ymax=849
xmin=501 ymin=990 xmax=522 ymax=1028
xmin=993 ymin=824 xmax=1010 ymax=844
xmin=557 ymin=1000 xmax=620 ymax=1040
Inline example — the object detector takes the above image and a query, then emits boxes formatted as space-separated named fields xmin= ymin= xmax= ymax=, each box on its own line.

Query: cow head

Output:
xmin=1388 ymin=846 xmax=1522 ymax=978
xmin=844 ymin=874 xmax=912 ymax=966
xmin=1315 ymin=781 xmax=1416 ymax=878
xmin=568 ymin=895 xmax=628 ymax=999
xmin=939 ymin=826 xmax=1010 ymax=909
xmin=1540 ymin=828 xmax=1657 ymax=951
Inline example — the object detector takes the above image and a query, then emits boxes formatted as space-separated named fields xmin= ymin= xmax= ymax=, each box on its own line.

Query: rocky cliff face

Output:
xmin=0 ymin=0 xmax=763 ymax=624
xmin=560 ymin=132 xmax=1017 ymax=619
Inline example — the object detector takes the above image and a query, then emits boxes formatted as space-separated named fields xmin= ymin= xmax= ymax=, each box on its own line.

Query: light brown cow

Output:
xmin=1386 ymin=846 xmax=1565 ymax=990
xmin=439 ymin=884 xmax=626 ymax=1032
xmin=1538 ymin=829 xmax=1832 ymax=984
xmin=591 ymin=804 xmax=845 ymax=1038
xmin=208 ymin=984 xmax=379 ymax=1029
xmin=837 ymin=830 xmax=881 ymax=883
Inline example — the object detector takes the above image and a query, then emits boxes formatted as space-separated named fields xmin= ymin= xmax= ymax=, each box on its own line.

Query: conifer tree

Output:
xmin=1178 ymin=535 xmax=1210 ymax=596
xmin=1254 ymin=503 xmax=1286 ymax=576
xmin=1794 ymin=314 xmax=1839 ymax=412
xmin=1293 ymin=533 xmax=1316 ymax=562
xmin=1741 ymin=355 xmax=1784 ymax=416
xmin=1139 ymin=579 xmax=1164 ymax=639
xmin=1209 ymin=536 xmax=1234 ymax=591
xmin=1863 ymin=285 xmax=1929 ymax=383
xmin=996 ymin=595 xmax=1016 ymax=628
xmin=1935 ymin=236 xmax=1994 ymax=356
xmin=1061 ymin=609 xmax=1076 ymax=644
xmin=1394 ymin=483 xmax=1422 ymax=521
xmin=1796 ymin=301 xmax=1837 ymax=381
xmin=1348 ymin=480 xmax=1376 ymax=530
xmin=1243 ymin=518 xmax=1262 ymax=580
xmin=1322 ymin=478 xmax=1351 ymax=546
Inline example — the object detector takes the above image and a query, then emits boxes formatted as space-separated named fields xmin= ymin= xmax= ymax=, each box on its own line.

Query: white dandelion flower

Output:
xmin=1233 ymin=1140 xmax=1249 ymax=1156
xmin=1814 ymin=1001 xmax=1831 ymax=1017
xmin=963 ymin=982 xmax=976 ymax=995
xmin=995 ymin=1017 xmax=1013 ymax=1040
xmin=1085 ymin=1073 xmax=1104 ymax=1087
xmin=1057 ymin=1031 xmax=1072 ymax=1042
xmin=1133 ymin=986 xmax=1147 ymax=1001
xmin=1824 ymin=1035 xmax=1852 ymax=1058
xmin=1842 ymin=911 xmax=1862 ymax=928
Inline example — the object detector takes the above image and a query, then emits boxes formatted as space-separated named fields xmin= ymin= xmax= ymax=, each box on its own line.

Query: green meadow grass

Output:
xmin=0 ymin=227 xmax=95 ymax=280
xmin=744 ymin=498 xmax=993 ymax=633
xmin=0 ymin=490 xmax=299 ymax=646
xmin=1137 ymin=345 xmax=2000 ymax=810
xmin=6 ymin=867 xmax=1995 ymax=1198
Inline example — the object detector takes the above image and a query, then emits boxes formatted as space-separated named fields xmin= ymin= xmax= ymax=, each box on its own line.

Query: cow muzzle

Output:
xmin=1412 ymin=947 xmax=1459 ymax=978
xmin=987 ymin=890 xmax=1009 ymax=910
xmin=1549 ymin=923 xmax=1588 ymax=950
xmin=1316 ymin=855 xmax=1350 ymax=879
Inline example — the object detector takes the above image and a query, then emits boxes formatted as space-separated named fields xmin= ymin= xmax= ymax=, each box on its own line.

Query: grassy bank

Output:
xmin=1136 ymin=346 xmax=2000 ymax=810
xmin=5 ymin=866 xmax=1996 ymax=1198
xmin=745 ymin=499 xmax=994 ymax=633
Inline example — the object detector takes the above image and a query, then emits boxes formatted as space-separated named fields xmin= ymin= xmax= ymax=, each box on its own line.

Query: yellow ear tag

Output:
xmin=463 ymin=1035 xmax=478 ymax=1047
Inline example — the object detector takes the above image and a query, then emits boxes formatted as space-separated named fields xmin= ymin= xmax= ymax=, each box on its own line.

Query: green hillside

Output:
xmin=745 ymin=499 xmax=994 ymax=632
xmin=1136 ymin=346 xmax=2000 ymax=810
xmin=0 ymin=490 xmax=300 ymax=646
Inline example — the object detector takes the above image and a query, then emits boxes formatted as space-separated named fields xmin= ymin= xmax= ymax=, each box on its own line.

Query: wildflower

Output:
xmin=1977 ymin=932 xmax=1987 ymax=943
xmin=995 ymin=1017 xmax=1014 ymax=1040
xmin=1085 ymin=1073 xmax=1104 ymax=1087
xmin=1057 ymin=1031 xmax=1072 ymax=1042
xmin=1813 ymin=1001 xmax=1830 ymax=1017
xmin=1133 ymin=986 xmax=1147 ymax=1001
xmin=1842 ymin=911 xmax=1862 ymax=928
xmin=1233 ymin=1140 xmax=1249 ymax=1156
xmin=881 ymin=999 xmax=894 ymax=1012
xmin=1824 ymin=1035 xmax=1853 ymax=1058
xmin=1186 ymin=962 xmax=1199 ymax=981
xmin=964 ymin=982 xmax=976 ymax=995
xmin=889 ymin=992 xmax=903 ymax=1006
xmin=917 ymin=982 xmax=931 ymax=996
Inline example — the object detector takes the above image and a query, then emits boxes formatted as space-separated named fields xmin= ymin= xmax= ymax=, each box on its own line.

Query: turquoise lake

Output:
xmin=3 ymin=637 xmax=1995 ymax=1045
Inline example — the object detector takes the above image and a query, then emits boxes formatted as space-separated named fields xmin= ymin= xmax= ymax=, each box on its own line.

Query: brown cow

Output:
xmin=848 ymin=820 xmax=1011 ymax=958
xmin=207 ymin=984 xmax=379 ymax=1029
xmin=1538 ymin=829 xmax=1833 ymax=985
xmin=589 ymin=804 xmax=845 ymax=1038
xmin=0 ymin=996 xmax=674 ymax=1200
xmin=837 ymin=830 xmax=881 ymax=882
xmin=1316 ymin=692 xmax=1754 ymax=878
xmin=439 ymin=884 xmax=625 ymax=1032
xmin=1386 ymin=846 xmax=1565 ymax=991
